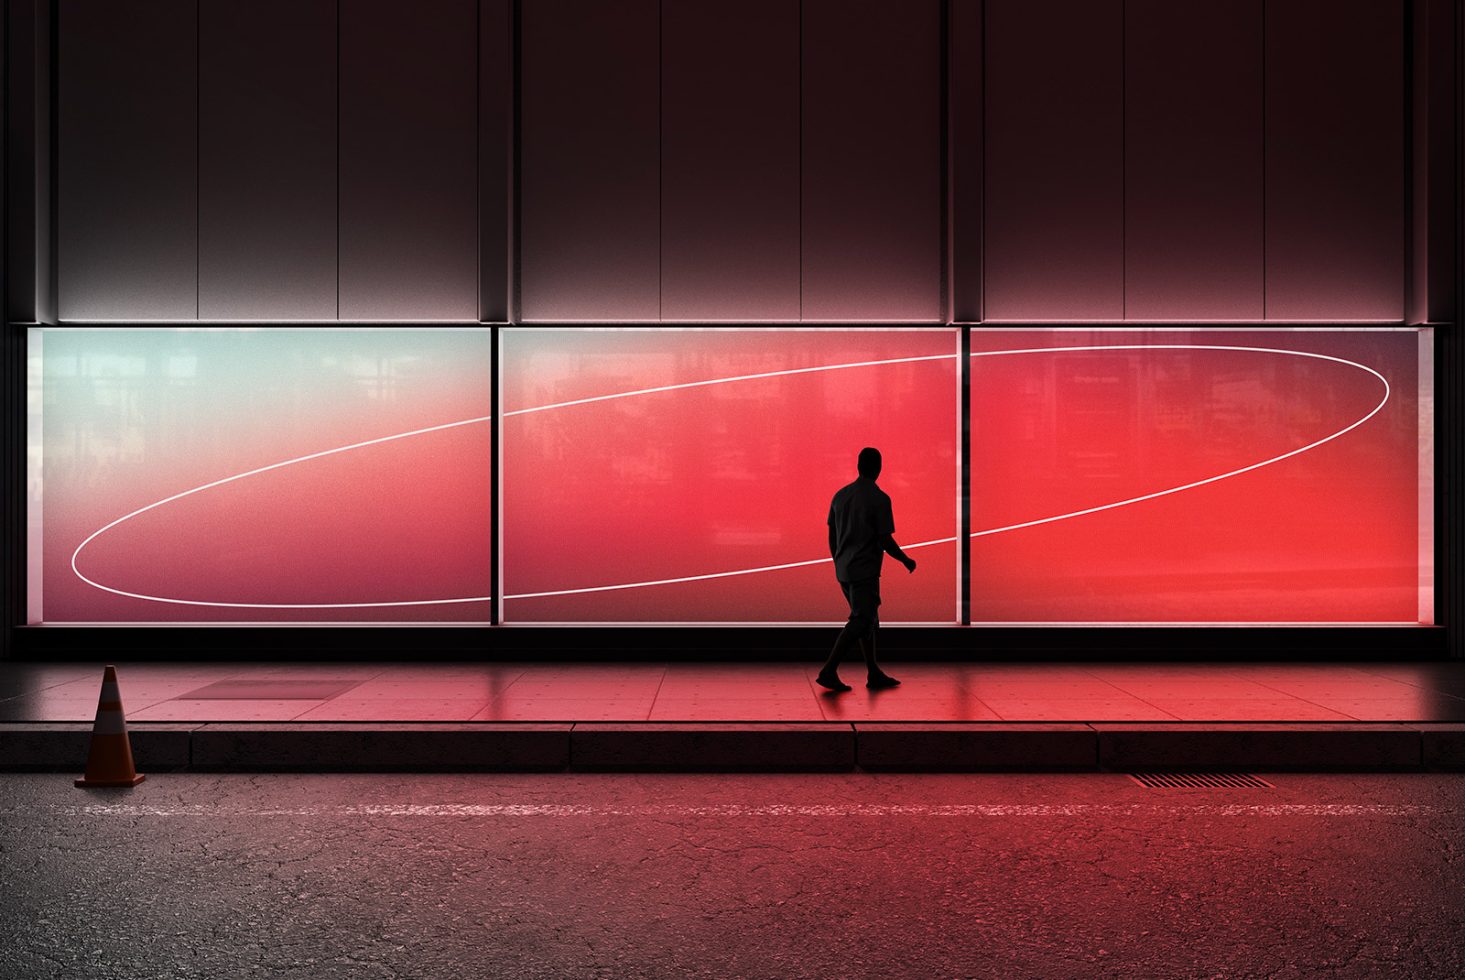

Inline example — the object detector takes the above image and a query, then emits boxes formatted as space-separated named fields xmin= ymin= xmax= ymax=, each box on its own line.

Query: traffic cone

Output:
xmin=75 ymin=665 xmax=145 ymax=788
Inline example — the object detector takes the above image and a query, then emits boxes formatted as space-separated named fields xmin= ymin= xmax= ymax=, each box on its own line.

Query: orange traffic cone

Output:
xmin=75 ymin=665 xmax=145 ymax=788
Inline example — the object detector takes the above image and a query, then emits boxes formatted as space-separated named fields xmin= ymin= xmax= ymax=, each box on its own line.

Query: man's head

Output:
xmin=857 ymin=447 xmax=882 ymax=480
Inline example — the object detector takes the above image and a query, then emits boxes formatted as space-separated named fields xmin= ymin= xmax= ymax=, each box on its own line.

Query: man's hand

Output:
xmin=883 ymin=535 xmax=916 ymax=573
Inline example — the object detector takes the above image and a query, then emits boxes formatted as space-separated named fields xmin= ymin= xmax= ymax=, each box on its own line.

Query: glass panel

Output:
xmin=30 ymin=327 xmax=492 ymax=623
xmin=969 ymin=328 xmax=1431 ymax=624
xmin=501 ymin=328 xmax=960 ymax=623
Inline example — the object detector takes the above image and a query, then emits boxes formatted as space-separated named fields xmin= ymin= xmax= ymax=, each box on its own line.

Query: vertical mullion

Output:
xmin=2 ymin=328 xmax=12 ymax=653
xmin=336 ymin=0 xmax=341 ymax=320
xmin=1404 ymin=0 xmax=1415 ymax=323
xmin=46 ymin=0 xmax=57 ymax=323
xmin=979 ymin=0 xmax=986 ymax=323
xmin=960 ymin=323 xmax=971 ymax=626
xmin=657 ymin=0 xmax=663 ymax=322
xmin=510 ymin=0 xmax=521 ymax=324
xmin=940 ymin=0 xmax=951 ymax=324
xmin=475 ymin=0 xmax=512 ymax=323
xmin=195 ymin=0 xmax=200 ymax=319
xmin=491 ymin=322 xmax=501 ymax=626
xmin=475 ymin=0 xmax=481 ymax=323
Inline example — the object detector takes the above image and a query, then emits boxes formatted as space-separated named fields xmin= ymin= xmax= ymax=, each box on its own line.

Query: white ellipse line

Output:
xmin=69 ymin=415 xmax=495 ymax=609
xmin=72 ymin=344 xmax=1386 ymax=608
xmin=499 ymin=353 xmax=957 ymax=418
xmin=505 ymin=344 xmax=1387 ymax=600
xmin=72 ymin=354 xmax=958 ymax=609
xmin=965 ymin=345 xmax=1389 ymax=539
xmin=503 ymin=536 xmax=961 ymax=600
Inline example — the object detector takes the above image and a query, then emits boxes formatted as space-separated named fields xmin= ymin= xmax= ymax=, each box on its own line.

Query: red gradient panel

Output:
xmin=1264 ymin=0 xmax=1404 ymax=320
xmin=501 ymin=330 xmax=959 ymax=622
xmin=982 ymin=0 xmax=1123 ymax=320
xmin=38 ymin=330 xmax=492 ymax=623
xmin=970 ymin=330 xmax=1427 ymax=622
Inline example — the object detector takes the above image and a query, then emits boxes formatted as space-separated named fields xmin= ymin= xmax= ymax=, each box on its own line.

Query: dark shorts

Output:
xmin=839 ymin=577 xmax=881 ymax=634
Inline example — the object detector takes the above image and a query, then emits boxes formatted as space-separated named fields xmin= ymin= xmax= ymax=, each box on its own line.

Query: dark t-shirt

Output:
xmin=827 ymin=477 xmax=895 ymax=583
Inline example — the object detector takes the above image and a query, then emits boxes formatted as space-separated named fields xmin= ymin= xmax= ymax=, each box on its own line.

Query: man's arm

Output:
xmin=882 ymin=535 xmax=917 ymax=573
xmin=878 ymin=495 xmax=915 ymax=572
xmin=829 ymin=524 xmax=839 ymax=560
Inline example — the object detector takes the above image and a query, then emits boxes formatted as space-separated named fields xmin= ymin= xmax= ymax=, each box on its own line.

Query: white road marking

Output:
xmin=69 ymin=344 xmax=1388 ymax=608
xmin=32 ymin=802 xmax=1441 ymax=818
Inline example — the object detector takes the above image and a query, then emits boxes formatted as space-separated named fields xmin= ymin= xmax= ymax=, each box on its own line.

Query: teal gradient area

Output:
xmin=33 ymin=328 xmax=493 ymax=623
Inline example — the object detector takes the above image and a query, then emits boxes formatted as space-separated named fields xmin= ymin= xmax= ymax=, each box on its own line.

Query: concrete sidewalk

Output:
xmin=6 ymin=660 xmax=1465 ymax=722
xmin=3 ymin=661 xmax=1464 ymax=772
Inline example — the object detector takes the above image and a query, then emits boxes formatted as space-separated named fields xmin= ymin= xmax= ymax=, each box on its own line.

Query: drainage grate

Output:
xmin=1128 ymin=772 xmax=1273 ymax=789
xmin=179 ymin=680 xmax=362 ymax=700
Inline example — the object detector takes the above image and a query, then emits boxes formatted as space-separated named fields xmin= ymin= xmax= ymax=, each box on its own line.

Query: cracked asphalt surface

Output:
xmin=1 ymin=772 xmax=1462 ymax=979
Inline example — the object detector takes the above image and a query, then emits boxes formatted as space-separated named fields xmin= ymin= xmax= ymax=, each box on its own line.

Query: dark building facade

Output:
xmin=2 ymin=0 xmax=1462 ymax=660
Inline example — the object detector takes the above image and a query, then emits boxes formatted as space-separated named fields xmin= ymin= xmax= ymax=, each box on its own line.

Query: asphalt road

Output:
xmin=1 ymin=772 xmax=1462 ymax=979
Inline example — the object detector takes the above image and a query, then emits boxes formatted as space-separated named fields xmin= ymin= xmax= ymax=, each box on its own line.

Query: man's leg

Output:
xmin=854 ymin=579 xmax=878 ymax=670
xmin=854 ymin=579 xmax=899 ymax=688
xmin=861 ymin=633 xmax=899 ymax=687
xmin=817 ymin=581 xmax=866 ymax=691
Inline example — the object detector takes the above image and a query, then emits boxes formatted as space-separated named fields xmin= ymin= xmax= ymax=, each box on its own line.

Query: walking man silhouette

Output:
xmin=817 ymin=447 xmax=916 ymax=691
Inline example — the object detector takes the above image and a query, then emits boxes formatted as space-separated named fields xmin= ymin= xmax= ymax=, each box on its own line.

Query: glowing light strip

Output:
xmin=70 ymin=344 xmax=1388 ymax=609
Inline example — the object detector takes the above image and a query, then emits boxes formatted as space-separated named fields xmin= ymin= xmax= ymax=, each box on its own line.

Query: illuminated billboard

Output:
xmin=969 ymin=329 xmax=1431 ymax=623
xmin=29 ymin=328 xmax=493 ymax=623
xmin=500 ymin=328 xmax=962 ymax=623
xmin=26 ymin=326 xmax=1431 ymax=628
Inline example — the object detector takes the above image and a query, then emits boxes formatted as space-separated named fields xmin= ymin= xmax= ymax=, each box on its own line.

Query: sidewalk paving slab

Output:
xmin=855 ymin=723 xmax=1096 ymax=771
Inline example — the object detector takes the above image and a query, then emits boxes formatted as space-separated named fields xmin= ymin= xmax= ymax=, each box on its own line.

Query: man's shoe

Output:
xmin=866 ymin=673 xmax=901 ymax=690
xmin=815 ymin=672 xmax=852 ymax=692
